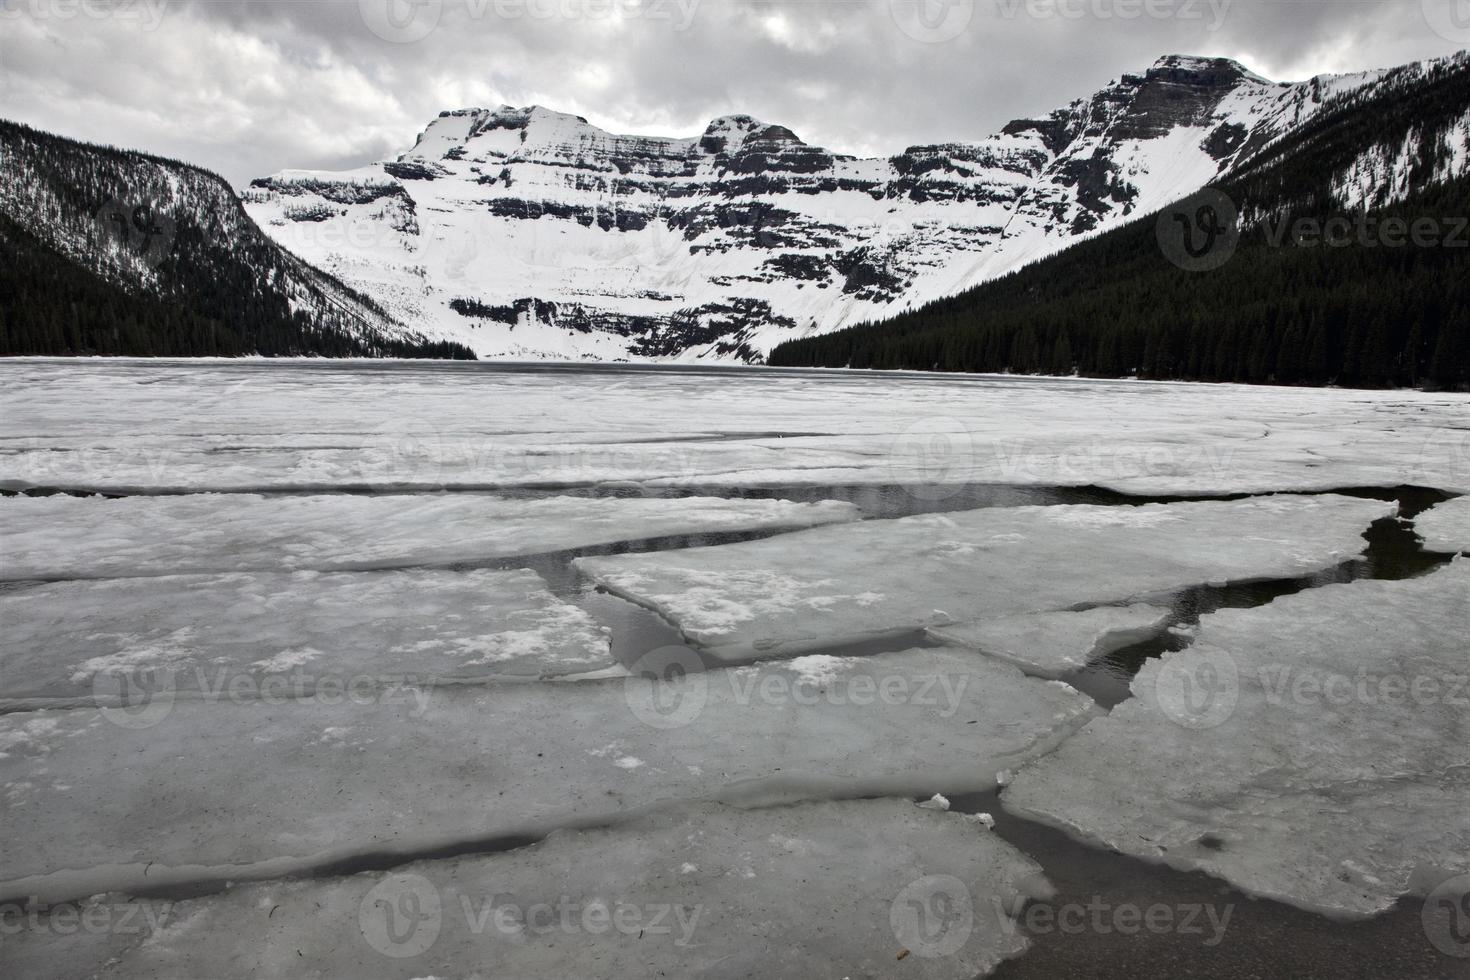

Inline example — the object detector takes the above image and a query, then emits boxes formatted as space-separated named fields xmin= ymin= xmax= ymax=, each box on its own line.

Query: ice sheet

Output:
xmin=575 ymin=495 xmax=1395 ymax=658
xmin=0 ymin=799 xmax=1048 ymax=980
xmin=1 ymin=361 xmax=1466 ymax=496
xmin=0 ymin=647 xmax=1095 ymax=901
xmin=1003 ymin=560 xmax=1470 ymax=919
xmin=928 ymin=604 xmax=1173 ymax=679
xmin=0 ymin=492 xmax=857 ymax=580
xmin=0 ymin=569 xmax=613 ymax=706
xmin=1415 ymin=495 xmax=1470 ymax=553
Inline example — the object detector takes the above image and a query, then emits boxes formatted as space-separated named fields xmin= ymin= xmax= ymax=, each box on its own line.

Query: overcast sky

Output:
xmin=2 ymin=0 xmax=1466 ymax=186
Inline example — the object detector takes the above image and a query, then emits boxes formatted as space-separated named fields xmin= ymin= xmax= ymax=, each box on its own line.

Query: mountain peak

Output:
xmin=700 ymin=114 xmax=789 ymax=155
xmin=1148 ymin=55 xmax=1273 ymax=85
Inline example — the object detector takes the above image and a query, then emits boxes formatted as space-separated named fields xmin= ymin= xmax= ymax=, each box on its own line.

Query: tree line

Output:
xmin=770 ymin=57 xmax=1470 ymax=390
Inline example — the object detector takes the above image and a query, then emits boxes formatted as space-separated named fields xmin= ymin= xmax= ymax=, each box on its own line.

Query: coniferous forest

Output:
xmin=0 ymin=120 xmax=475 ymax=359
xmin=0 ymin=214 xmax=472 ymax=358
xmin=770 ymin=58 xmax=1470 ymax=390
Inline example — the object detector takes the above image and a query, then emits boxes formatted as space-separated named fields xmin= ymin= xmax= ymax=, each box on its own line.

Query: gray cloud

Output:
xmin=2 ymin=0 xmax=1464 ymax=186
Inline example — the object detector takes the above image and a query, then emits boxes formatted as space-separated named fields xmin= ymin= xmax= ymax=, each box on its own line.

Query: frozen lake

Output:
xmin=1 ymin=360 xmax=1467 ymax=979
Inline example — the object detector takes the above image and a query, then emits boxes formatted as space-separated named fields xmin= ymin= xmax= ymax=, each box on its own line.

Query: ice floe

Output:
xmin=576 ymin=495 xmax=1395 ymax=659
xmin=1003 ymin=560 xmax=1470 ymax=919
xmin=0 ymin=647 xmax=1095 ymax=902
xmin=928 ymin=604 xmax=1173 ymax=679
xmin=2 ymin=362 xmax=1467 ymax=496
xmin=0 ymin=569 xmax=613 ymax=707
xmin=1415 ymin=495 xmax=1470 ymax=553
xmin=0 ymin=799 xmax=1050 ymax=979
xmin=0 ymin=493 xmax=857 ymax=580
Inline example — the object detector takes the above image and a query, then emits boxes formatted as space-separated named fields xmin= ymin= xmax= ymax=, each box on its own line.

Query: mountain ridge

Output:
xmin=769 ymin=51 xmax=1470 ymax=390
xmin=242 ymin=51 xmax=1458 ymax=362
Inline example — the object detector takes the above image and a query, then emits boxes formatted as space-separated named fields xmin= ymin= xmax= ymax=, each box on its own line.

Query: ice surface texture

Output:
xmin=0 ymin=492 xmax=857 ymax=580
xmin=576 ymin=495 xmax=1395 ymax=658
xmin=0 ymin=568 xmax=613 ymax=706
xmin=2 ymin=362 xmax=1467 ymax=496
xmin=0 ymin=647 xmax=1095 ymax=902
xmin=1416 ymin=495 xmax=1470 ymax=553
xmin=1004 ymin=560 xmax=1470 ymax=919
xmin=929 ymin=604 xmax=1173 ymax=679
xmin=0 ymin=799 xmax=1047 ymax=980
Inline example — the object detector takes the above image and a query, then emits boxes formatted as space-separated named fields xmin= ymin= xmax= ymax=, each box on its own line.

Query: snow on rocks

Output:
xmin=1415 ymin=495 xmax=1470 ymax=553
xmin=0 ymin=647 xmax=1095 ymax=902
xmin=929 ymin=604 xmax=1173 ymax=679
xmin=0 ymin=569 xmax=614 ymax=707
xmin=575 ymin=495 xmax=1395 ymax=659
xmin=0 ymin=493 xmax=858 ymax=580
xmin=1003 ymin=560 xmax=1470 ymax=919
xmin=0 ymin=799 xmax=1050 ymax=979
xmin=226 ymin=57 xmax=1465 ymax=364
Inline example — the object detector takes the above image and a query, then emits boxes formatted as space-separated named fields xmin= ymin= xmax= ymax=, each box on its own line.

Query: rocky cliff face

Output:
xmin=242 ymin=54 xmax=1451 ymax=362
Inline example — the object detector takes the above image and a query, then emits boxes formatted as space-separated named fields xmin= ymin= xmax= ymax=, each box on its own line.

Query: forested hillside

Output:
xmin=769 ymin=56 xmax=1470 ymax=389
xmin=0 ymin=120 xmax=474 ymax=359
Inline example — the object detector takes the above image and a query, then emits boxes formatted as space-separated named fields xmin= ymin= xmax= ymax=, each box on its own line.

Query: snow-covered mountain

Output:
xmin=243 ymin=53 xmax=1466 ymax=362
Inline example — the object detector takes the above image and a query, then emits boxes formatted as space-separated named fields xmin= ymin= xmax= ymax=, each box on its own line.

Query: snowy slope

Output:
xmin=242 ymin=53 xmax=1467 ymax=363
